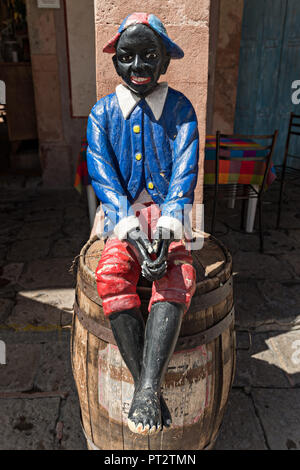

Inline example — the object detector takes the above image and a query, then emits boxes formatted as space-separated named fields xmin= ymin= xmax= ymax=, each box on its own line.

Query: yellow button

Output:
xmin=148 ymin=182 xmax=154 ymax=190
xmin=135 ymin=153 xmax=142 ymax=161
xmin=133 ymin=125 xmax=140 ymax=134
xmin=178 ymin=191 xmax=183 ymax=197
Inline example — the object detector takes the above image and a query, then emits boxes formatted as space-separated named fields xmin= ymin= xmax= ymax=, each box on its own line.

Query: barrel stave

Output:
xmin=71 ymin=316 xmax=92 ymax=439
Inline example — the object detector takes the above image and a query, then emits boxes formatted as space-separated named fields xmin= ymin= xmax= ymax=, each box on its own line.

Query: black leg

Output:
xmin=277 ymin=165 xmax=286 ymax=229
xmin=109 ymin=307 xmax=172 ymax=429
xmin=127 ymin=301 xmax=184 ymax=435
xmin=109 ymin=308 xmax=145 ymax=384
xmin=211 ymin=192 xmax=218 ymax=235
xmin=240 ymin=198 xmax=246 ymax=230
xmin=258 ymin=198 xmax=264 ymax=253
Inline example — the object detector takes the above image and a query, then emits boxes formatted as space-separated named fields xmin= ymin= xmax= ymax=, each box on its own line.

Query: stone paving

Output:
xmin=0 ymin=175 xmax=299 ymax=450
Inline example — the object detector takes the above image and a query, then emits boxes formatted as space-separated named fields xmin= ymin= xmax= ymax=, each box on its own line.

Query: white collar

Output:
xmin=116 ymin=82 xmax=169 ymax=121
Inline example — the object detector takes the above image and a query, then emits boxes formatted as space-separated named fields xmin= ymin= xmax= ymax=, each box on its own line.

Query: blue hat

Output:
xmin=103 ymin=12 xmax=184 ymax=59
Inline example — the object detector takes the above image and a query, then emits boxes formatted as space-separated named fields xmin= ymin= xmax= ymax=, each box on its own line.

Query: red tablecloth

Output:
xmin=204 ymin=135 xmax=276 ymax=186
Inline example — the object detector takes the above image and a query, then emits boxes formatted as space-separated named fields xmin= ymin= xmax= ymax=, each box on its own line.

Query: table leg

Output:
xmin=245 ymin=185 xmax=259 ymax=233
xmin=86 ymin=184 xmax=98 ymax=229
xmin=227 ymin=183 xmax=237 ymax=209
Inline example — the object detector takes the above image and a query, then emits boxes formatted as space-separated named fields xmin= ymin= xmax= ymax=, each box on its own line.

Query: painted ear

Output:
xmin=112 ymin=55 xmax=120 ymax=76
xmin=160 ymin=56 xmax=171 ymax=75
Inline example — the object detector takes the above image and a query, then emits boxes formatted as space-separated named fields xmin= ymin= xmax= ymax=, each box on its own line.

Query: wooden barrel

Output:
xmin=71 ymin=233 xmax=235 ymax=450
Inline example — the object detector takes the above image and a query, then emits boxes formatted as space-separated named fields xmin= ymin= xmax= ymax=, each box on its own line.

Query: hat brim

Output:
xmin=103 ymin=28 xmax=184 ymax=59
xmin=158 ymin=31 xmax=184 ymax=59
xmin=103 ymin=32 xmax=121 ymax=54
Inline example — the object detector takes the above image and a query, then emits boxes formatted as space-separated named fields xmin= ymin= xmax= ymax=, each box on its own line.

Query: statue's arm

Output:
xmin=153 ymin=98 xmax=199 ymax=256
xmin=86 ymin=106 xmax=140 ymax=240
xmin=157 ymin=98 xmax=199 ymax=240
xmin=86 ymin=105 xmax=153 ymax=264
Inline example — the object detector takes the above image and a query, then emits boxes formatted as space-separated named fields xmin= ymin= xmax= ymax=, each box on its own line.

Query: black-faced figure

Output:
xmin=87 ymin=12 xmax=199 ymax=435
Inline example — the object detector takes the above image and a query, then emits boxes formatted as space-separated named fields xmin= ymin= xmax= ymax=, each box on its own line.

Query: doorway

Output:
xmin=234 ymin=0 xmax=300 ymax=166
xmin=0 ymin=0 xmax=40 ymax=180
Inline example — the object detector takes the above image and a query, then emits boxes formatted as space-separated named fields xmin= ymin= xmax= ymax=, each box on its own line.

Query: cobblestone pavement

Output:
xmin=0 ymin=175 xmax=299 ymax=450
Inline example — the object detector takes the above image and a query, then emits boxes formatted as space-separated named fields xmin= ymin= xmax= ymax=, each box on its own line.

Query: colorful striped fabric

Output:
xmin=74 ymin=135 xmax=277 ymax=192
xmin=204 ymin=135 xmax=277 ymax=186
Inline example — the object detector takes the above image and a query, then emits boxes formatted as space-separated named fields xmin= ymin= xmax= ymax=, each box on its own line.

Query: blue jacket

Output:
xmin=86 ymin=85 xmax=199 ymax=237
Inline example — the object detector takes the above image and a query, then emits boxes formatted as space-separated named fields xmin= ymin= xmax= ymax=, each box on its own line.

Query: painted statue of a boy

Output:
xmin=87 ymin=12 xmax=199 ymax=435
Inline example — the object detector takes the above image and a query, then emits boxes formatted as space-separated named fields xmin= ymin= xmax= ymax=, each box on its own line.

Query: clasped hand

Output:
xmin=127 ymin=227 xmax=174 ymax=282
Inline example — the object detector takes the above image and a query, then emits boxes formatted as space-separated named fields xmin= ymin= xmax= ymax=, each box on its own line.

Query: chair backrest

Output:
xmin=284 ymin=113 xmax=300 ymax=164
xmin=215 ymin=130 xmax=278 ymax=193
xmin=289 ymin=113 xmax=300 ymax=137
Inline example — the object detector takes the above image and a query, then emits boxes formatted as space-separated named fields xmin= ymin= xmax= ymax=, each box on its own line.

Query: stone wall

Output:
xmin=94 ymin=0 xmax=211 ymax=204
xmin=211 ymin=0 xmax=244 ymax=134
xmin=26 ymin=0 xmax=87 ymax=188
xmin=206 ymin=0 xmax=220 ymax=134
xmin=25 ymin=0 xmax=244 ymax=190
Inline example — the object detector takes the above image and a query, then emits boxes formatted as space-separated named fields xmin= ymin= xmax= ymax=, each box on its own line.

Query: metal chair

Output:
xmin=277 ymin=113 xmax=300 ymax=228
xmin=205 ymin=130 xmax=278 ymax=252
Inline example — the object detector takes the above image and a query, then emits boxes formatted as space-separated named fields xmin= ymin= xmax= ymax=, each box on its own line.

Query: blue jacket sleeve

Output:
xmin=159 ymin=97 xmax=199 ymax=234
xmin=86 ymin=103 xmax=136 ymax=236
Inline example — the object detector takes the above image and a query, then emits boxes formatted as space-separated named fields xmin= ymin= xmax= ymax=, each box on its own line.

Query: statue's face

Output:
xmin=113 ymin=24 xmax=170 ymax=96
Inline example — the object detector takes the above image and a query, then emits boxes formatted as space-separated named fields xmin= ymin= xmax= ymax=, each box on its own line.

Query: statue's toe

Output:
xmin=127 ymin=388 xmax=162 ymax=435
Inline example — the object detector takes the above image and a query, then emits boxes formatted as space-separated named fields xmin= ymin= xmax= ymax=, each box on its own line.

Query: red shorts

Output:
xmin=95 ymin=204 xmax=196 ymax=316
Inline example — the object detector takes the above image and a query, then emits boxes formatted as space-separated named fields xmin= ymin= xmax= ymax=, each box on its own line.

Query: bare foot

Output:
xmin=128 ymin=387 xmax=162 ymax=435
